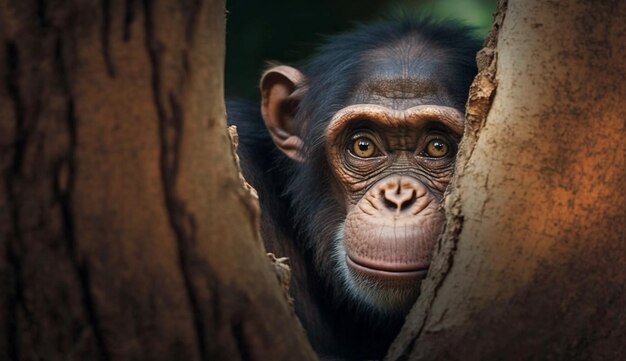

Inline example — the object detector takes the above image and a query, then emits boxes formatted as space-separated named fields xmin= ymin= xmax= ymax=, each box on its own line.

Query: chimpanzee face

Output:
xmin=325 ymin=105 xmax=461 ymax=310
xmin=259 ymin=35 xmax=469 ymax=313
xmin=322 ymin=49 xmax=463 ymax=310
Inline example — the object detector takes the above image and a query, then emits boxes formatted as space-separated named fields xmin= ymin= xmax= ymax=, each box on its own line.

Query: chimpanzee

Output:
xmin=228 ymin=19 xmax=481 ymax=360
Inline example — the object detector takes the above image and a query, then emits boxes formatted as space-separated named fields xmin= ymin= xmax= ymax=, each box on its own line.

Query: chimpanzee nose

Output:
xmin=380 ymin=177 xmax=418 ymax=213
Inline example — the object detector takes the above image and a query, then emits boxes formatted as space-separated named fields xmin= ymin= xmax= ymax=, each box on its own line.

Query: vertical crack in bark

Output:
xmin=5 ymin=43 xmax=26 ymax=175
xmin=100 ymin=0 xmax=116 ymax=77
xmin=5 ymin=40 xmax=27 ymax=361
xmin=184 ymin=0 xmax=202 ymax=43
xmin=35 ymin=0 xmax=50 ymax=28
xmin=232 ymin=321 xmax=253 ymax=361
xmin=123 ymin=0 xmax=136 ymax=42
xmin=6 ymin=248 xmax=22 ymax=361
xmin=142 ymin=2 xmax=208 ymax=360
xmin=54 ymin=38 xmax=111 ymax=361
xmin=57 ymin=101 xmax=111 ymax=361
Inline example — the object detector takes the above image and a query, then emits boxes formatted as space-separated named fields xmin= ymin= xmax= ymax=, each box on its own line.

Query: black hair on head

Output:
xmin=298 ymin=17 xmax=481 ymax=146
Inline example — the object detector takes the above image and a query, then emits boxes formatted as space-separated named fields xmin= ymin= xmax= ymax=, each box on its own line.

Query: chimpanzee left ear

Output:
xmin=260 ymin=65 xmax=306 ymax=162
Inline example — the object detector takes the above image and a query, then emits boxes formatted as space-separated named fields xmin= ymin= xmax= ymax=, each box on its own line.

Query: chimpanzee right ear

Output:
xmin=260 ymin=65 xmax=306 ymax=162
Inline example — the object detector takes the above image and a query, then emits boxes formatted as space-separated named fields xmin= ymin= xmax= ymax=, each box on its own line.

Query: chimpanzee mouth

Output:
xmin=345 ymin=255 xmax=429 ymax=281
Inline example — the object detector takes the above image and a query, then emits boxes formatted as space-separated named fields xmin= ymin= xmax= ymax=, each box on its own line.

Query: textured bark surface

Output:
xmin=0 ymin=1 xmax=316 ymax=360
xmin=386 ymin=0 xmax=626 ymax=360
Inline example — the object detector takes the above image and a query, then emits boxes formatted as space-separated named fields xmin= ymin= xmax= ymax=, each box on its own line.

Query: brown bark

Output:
xmin=386 ymin=0 xmax=626 ymax=360
xmin=0 ymin=1 xmax=316 ymax=360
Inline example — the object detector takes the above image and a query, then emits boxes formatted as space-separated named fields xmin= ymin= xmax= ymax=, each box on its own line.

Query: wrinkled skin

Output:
xmin=326 ymin=104 xmax=462 ymax=311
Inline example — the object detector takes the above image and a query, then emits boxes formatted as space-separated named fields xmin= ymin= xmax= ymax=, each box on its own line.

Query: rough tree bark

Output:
xmin=386 ymin=0 xmax=626 ymax=360
xmin=0 ymin=1 xmax=316 ymax=360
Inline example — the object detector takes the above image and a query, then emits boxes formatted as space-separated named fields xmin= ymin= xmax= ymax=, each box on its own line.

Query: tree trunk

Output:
xmin=0 ymin=1 xmax=316 ymax=360
xmin=386 ymin=0 xmax=626 ymax=360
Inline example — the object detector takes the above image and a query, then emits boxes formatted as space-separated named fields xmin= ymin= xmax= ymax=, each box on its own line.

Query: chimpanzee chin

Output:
xmin=228 ymin=18 xmax=481 ymax=360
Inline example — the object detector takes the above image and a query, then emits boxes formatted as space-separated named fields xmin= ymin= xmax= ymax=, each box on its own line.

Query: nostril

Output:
xmin=400 ymin=190 xmax=417 ymax=211
xmin=382 ymin=192 xmax=398 ymax=210
xmin=382 ymin=188 xmax=417 ymax=212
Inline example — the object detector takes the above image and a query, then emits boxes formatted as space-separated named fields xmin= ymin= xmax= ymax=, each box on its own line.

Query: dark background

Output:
xmin=225 ymin=0 xmax=496 ymax=100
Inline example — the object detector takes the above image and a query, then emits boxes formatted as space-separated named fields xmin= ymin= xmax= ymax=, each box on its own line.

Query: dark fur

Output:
xmin=228 ymin=19 xmax=481 ymax=360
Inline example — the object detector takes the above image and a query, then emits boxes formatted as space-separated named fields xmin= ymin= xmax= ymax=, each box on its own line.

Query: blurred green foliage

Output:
xmin=225 ymin=0 xmax=496 ymax=100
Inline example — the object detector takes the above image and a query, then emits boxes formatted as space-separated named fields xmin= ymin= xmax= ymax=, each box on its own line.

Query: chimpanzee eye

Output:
xmin=351 ymin=137 xmax=378 ymax=158
xmin=424 ymin=139 xmax=450 ymax=158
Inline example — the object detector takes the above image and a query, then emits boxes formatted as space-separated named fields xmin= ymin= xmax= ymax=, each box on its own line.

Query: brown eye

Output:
xmin=425 ymin=139 xmax=450 ymax=158
xmin=351 ymin=137 xmax=377 ymax=158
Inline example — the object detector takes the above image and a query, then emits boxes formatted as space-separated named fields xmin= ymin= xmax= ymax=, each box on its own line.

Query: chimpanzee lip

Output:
xmin=346 ymin=255 xmax=429 ymax=280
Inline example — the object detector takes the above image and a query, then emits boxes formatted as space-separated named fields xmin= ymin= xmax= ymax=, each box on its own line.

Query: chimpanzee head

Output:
xmin=259 ymin=19 xmax=480 ymax=314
